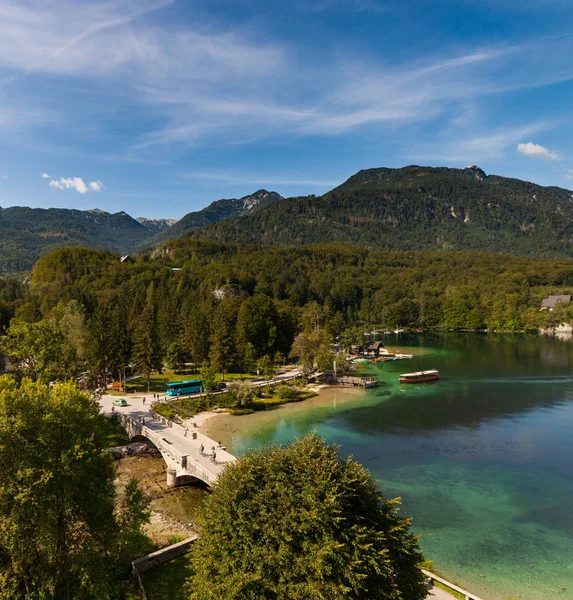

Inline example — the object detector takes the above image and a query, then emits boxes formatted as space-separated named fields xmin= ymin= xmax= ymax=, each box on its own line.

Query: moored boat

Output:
xmin=399 ymin=369 xmax=439 ymax=383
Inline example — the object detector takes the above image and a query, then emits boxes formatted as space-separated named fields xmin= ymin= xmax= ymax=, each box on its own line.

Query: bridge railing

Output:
xmin=116 ymin=412 xmax=221 ymax=485
xmin=422 ymin=569 xmax=483 ymax=600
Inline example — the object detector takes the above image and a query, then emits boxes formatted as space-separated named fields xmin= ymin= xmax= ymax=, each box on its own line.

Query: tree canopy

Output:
xmin=189 ymin=433 xmax=426 ymax=600
xmin=0 ymin=377 xmax=150 ymax=599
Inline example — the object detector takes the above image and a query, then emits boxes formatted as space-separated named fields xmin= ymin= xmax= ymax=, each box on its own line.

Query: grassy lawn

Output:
xmin=98 ymin=415 xmax=131 ymax=447
xmin=125 ymin=369 xmax=256 ymax=394
xmin=141 ymin=553 xmax=194 ymax=600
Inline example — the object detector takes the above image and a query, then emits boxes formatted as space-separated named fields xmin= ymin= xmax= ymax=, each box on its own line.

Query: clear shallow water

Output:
xmin=227 ymin=334 xmax=573 ymax=600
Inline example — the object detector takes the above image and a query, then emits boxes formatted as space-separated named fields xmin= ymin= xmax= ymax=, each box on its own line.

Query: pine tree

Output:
xmin=132 ymin=306 xmax=162 ymax=392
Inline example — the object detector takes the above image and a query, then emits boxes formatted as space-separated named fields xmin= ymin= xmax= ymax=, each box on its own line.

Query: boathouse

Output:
xmin=365 ymin=341 xmax=385 ymax=357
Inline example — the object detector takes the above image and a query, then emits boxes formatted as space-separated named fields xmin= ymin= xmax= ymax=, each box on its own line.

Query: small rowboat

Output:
xmin=399 ymin=369 xmax=439 ymax=384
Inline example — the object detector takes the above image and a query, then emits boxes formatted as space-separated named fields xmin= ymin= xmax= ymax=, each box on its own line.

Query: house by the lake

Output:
xmin=540 ymin=295 xmax=571 ymax=311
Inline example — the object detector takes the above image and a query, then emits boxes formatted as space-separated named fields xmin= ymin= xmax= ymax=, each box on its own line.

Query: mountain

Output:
xmin=0 ymin=207 xmax=155 ymax=274
xmin=147 ymin=189 xmax=283 ymax=245
xmin=184 ymin=165 xmax=573 ymax=258
xmin=136 ymin=217 xmax=178 ymax=235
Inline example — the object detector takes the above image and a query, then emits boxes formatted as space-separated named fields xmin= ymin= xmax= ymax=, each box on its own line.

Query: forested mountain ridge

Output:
xmin=147 ymin=189 xmax=283 ymax=245
xmin=0 ymin=206 xmax=170 ymax=274
xmin=186 ymin=165 xmax=573 ymax=258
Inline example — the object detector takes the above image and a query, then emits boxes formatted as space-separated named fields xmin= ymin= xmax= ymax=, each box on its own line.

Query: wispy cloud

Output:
xmin=410 ymin=123 xmax=550 ymax=163
xmin=565 ymin=169 xmax=573 ymax=181
xmin=48 ymin=176 xmax=103 ymax=194
xmin=41 ymin=172 xmax=50 ymax=179
xmin=517 ymin=142 xmax=559 ymax=161
xmin=1 ymin=0 xmax=573 ymax=160
xmin=184 ymin=170 xmax=340 ymax=187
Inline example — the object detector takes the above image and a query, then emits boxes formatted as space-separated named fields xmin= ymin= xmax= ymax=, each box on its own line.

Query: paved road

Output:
xmin=126 ymin=367 xmax=303 ymax=401
xmin=100 ymin=395 xmax=236 ymax=478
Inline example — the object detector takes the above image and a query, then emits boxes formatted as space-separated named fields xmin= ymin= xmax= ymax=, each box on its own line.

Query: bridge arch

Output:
xmin=112 ymin=412 xmax=219 ymax=488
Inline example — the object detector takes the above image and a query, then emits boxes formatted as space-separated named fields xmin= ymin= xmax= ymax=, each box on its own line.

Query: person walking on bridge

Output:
xmin=184 ymin=427 xmax=189 ymax=437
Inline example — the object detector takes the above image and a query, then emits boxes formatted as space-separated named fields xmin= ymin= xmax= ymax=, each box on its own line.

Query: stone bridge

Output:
xmin=101 ymin=396 xmax=236 ymax=487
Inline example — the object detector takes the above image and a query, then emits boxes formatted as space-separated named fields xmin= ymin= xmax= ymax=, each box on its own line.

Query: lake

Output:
xmin=221 ymin=333 xmax=573 ymax=600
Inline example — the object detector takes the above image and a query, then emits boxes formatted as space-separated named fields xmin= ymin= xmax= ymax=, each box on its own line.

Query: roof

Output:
xmin=541 ymin=295 xmax=571 ymax=308
xmin=366 ymin=341 xmax=385 ymax=350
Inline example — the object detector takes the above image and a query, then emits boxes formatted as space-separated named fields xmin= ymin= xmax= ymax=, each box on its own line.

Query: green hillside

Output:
xmin=186 ymin=165 xmax=573 ymax=258
xmin=0 ymin=207 xmax=168 ymax=274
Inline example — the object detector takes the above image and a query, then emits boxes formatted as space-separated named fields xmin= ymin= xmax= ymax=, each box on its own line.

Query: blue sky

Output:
xmin=1 ymin=0 xmax=573 ymax=218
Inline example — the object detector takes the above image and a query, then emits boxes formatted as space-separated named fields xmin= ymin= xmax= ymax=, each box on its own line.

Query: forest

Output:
xmin=1 ymin=239 xmax=573 ymax=383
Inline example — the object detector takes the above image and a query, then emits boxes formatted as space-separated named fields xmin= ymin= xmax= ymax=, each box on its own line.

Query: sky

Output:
xmin=1 ymin=0 xmax=573 ymax=218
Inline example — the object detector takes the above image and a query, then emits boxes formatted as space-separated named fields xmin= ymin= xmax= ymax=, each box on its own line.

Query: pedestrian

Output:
xmin=213 ymin=451 xmax=217 ymax=461
xmin=218 ymin=441 xmax=222 ymax=447
xmin=142 ymin=418 xmax=145 ymax=425
xmin=143 ymin=397 xmax=146 ymax=405
xmin=184 ymin=427 xmax=189 ymax=437
xmin=200 ymin=444 xmax=204 ymax=453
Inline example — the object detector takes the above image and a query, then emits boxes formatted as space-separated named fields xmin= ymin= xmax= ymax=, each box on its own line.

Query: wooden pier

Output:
xmin=323 ymin=373 xmax=378 ymax=388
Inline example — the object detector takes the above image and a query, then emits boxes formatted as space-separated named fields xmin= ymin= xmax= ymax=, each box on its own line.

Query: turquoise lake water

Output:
xmin=226 ymin=333 xmax=573 ymax=600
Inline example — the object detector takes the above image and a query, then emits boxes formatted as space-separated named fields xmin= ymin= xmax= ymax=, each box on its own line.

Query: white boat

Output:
xmin=399 ymin=369 xmax=439 ymax=384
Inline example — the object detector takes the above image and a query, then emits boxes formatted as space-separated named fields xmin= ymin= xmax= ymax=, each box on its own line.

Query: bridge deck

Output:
xmin=100 ymin=394 xmax=236 ymax=485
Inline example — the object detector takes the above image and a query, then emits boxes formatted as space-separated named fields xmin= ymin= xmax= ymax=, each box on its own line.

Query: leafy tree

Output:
xmin=115 ymin=478 xmax=152 ymax=565
xmin=236 ymin=294 xmax=279 ymax=358
xmin=226 ymin=379 xmax=254 ymax=408
xmin=200 ymin=360 xmax=217 ymax=405
xmin=256 ymin=354 xmax=275 ymax=388
xmin=166 ymin=338 xmax=188 ymax=371
xmin=289 ymin=328 xmax=333 ymax=378
xmin=0 ymin=320 xmax=65 ymax=382
xmin=0 ymin=377 xmax=150 ymax=599
xmin=241 ymin=342 xmax=257 ymax=376
xmin=188 ymin=433 xmax=427 ymax=600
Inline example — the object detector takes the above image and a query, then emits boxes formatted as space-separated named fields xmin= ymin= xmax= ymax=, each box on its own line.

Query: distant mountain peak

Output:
xmin=88 ymin=208 xmax=109 ymax=215
xmin=240 ymin=190 xmax=283 ymax=214
xmin=146 ymin=189 xmax=284 ymax=245
xmin=462 ymin=165 xmax=487 ymax=181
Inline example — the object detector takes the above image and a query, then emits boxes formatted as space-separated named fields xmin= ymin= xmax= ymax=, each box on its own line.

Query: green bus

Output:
xmin=166 ymin=380 xmax=203 ymax=396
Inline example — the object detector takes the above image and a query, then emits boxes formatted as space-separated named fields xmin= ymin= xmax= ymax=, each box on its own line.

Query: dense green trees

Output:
xmin=187 ymin=165 xmax=573 ymax=259
xmin=3 ymin=240 xmax=573 ymax=387
xmin=0 ymin=378 xmax=150 ymax=599
xmin=189 ymin=433 xmax=427 ymax=600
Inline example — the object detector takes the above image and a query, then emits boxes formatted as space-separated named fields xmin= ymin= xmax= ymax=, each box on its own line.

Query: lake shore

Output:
xmin=198 ymin=384 xmax=365 ymax=453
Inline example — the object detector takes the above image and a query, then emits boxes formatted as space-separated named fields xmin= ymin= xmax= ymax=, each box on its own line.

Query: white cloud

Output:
xmin=88 ymin=180 xmax=103 ymax=192
xmin=41 ymin=172 xmax=50 ymax=178
xmin=48 ymin=176 xmax=103 ymax=194
xmin=565 ymin=169 xmax=573 ymax=181
xmin=1 ymin=175 xmax=7 ymax=180
xmin=517 ymin=142 xmax=559 ymax=161
xmin=410 ymin=122 xmax=549 ymax=163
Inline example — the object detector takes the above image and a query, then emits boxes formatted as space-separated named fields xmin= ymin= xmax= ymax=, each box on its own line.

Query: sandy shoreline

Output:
xmin=198 ymin=384 xmax=365 ymax=453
